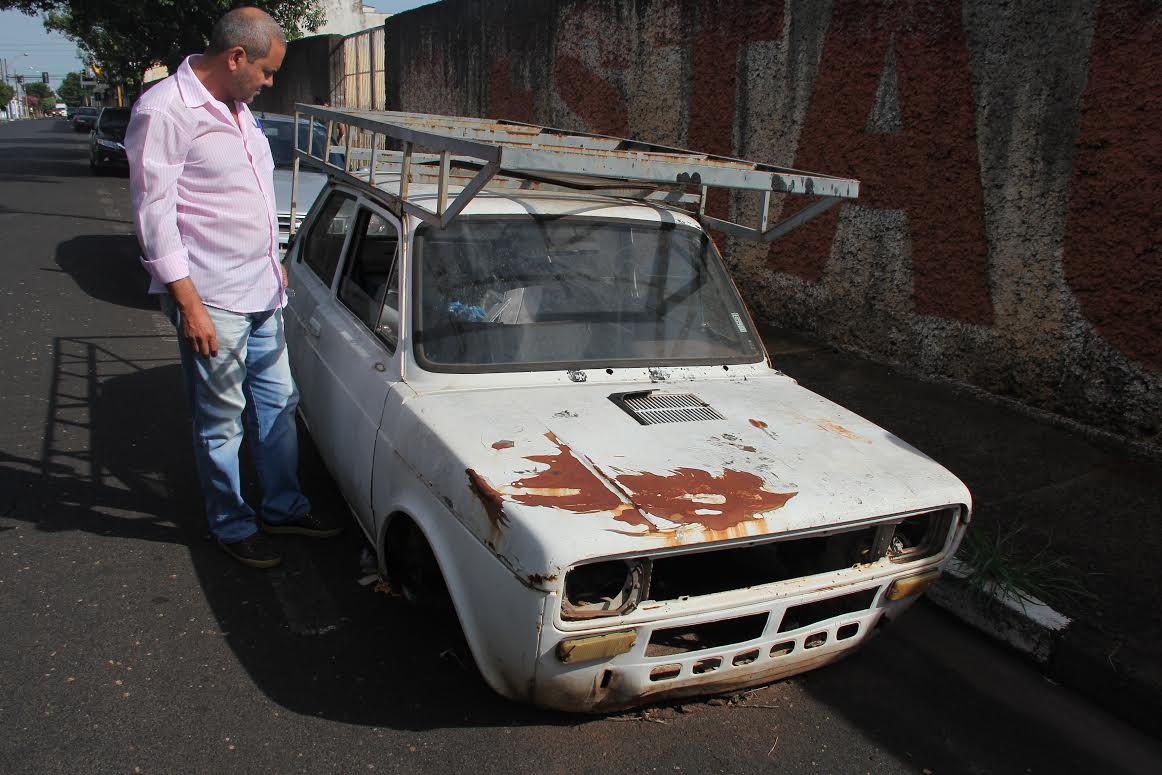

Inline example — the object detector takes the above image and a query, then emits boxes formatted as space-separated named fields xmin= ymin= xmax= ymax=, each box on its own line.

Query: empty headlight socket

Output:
xmin=561 ymin=558 xmax=652 ymax=621
xmin=884 ymin=507 xmax=958 ymax=563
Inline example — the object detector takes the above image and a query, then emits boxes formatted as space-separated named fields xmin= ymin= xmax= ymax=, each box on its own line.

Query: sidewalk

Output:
xmin=761 ymin=326 xmax=1162 ymax=738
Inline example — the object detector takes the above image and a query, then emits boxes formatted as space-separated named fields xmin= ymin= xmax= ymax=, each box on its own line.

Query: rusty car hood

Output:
xmin=396 ymin=373 xmax=971 ymax=576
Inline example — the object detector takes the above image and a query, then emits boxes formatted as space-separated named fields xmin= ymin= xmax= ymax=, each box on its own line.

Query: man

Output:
xmin=126 ymin=7 xmax=339 ymax=569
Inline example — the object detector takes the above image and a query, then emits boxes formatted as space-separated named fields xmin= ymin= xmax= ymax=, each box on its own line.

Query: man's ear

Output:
xmin=226 ymin=46 xmax=247 ymax=72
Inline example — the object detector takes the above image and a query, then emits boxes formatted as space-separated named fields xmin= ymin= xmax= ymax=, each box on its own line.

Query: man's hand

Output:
xmin=281 ymin=263 xmax=288 ymax=291
xmin=167 ymin=277 xmax=218 ymax=358
xmin=180 ymin=302 xmax=219 ymax=358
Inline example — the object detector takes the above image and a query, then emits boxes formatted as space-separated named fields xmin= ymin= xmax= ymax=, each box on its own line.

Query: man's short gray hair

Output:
xmin=207 ymin=7 xmax=286 ymax=59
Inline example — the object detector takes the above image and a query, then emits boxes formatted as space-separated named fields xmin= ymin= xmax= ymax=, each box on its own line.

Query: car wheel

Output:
xmin=384 ymin=517 xmax=451 ymax=609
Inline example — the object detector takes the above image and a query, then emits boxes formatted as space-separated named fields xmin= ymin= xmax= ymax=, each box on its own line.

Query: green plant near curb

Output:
xmin=957 ymin=523 xmax=1098 ymax=609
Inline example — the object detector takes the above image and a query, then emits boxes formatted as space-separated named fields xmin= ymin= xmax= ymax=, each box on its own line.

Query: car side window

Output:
xmin=338 ymin=210 xmax=401 ymax=349
xmin=300 ymin=191 xmax=357 ymax=287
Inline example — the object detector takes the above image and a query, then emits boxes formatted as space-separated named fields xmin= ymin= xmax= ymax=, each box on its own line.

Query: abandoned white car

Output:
xmin=283 ymin=109 xmax=972 ymax=712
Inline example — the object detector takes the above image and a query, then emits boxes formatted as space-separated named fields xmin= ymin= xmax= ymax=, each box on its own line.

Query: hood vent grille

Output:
xmin=612 ymin=391 xmax=725 ymax=425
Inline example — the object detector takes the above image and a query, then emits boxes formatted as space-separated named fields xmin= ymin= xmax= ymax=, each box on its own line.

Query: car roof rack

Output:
xmin=290 ymin=104 xmax=859 ymax=239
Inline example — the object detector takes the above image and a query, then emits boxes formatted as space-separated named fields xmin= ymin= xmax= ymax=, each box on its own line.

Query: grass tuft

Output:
xmin=956 ymin=522 xmax=1098 ymax=609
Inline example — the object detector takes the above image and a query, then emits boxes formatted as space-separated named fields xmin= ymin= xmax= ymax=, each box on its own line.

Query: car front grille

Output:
xmin=561 ymin=507 xmax=960 ymax=620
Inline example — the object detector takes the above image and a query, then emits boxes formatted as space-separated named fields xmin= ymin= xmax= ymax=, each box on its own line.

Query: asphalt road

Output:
xmin=1 ymin=118 xmax=1159 ymax=775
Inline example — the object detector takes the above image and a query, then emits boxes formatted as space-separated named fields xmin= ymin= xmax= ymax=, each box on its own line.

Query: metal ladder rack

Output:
xmin=291 ymin=105 xmax=859 ymax=239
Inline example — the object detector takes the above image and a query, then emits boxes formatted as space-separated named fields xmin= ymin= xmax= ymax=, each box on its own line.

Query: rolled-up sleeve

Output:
xmin=126 ymin=108 xmax=190 ymax=285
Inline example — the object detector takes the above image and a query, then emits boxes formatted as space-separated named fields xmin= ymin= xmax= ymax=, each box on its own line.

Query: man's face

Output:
xmin=226 ymin=38 xmax=286 ymax=103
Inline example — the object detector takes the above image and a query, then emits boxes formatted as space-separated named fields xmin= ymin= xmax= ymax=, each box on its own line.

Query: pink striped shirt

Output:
xmin=126 ymin=55 xmax=285 ymax=313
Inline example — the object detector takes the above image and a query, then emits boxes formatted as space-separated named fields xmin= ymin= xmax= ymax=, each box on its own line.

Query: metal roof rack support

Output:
xmin=289 ymin=105 xmax=859 ymax=237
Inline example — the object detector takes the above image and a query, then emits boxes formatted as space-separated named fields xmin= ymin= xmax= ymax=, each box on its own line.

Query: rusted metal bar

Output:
xmin=437 ymin=150 xmax=450 ymax=217
xmin=368 ymin=132 xmax=379 ymax=187
xmin=440 ymin=160 xmax=502 ymax=227
xmin=759 ymin=196 xmax=842 ymax=242
xmin=399 ymin=142 xmax=412 ymax=200
xmin=290 ymin=110 xmax=301 ymax=238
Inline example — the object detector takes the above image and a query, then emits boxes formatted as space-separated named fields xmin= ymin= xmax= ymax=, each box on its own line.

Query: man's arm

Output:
xmin=125 ymin=109 xmax=217 ymax=358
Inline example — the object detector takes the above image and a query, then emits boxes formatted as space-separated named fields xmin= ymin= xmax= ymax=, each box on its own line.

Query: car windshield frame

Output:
xmin=410 ymin=213 xmax=765 ymax=374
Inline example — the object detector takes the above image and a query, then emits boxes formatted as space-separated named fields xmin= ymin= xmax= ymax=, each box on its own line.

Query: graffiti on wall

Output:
xmin=397 ymin=0 xmax=1160 ymax=439
xmin=1062 ymin=0 xmax=1161 ymax=371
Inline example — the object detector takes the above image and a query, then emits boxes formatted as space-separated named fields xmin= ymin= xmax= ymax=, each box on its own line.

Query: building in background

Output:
xmin=313 ymin=1 xmax=389 ymax=36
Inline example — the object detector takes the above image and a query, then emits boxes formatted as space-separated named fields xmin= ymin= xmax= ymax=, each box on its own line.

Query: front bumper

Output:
xmin=94 ymin=147 xmax=128 ymax=167
xmin=531 ymin=567 xmax=934 ymax=712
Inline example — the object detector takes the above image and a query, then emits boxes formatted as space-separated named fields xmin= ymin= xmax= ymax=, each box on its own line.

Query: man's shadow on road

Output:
xmin=55 ymin=234 xmax=156 ymax=310
xmin=1 ymin=332 xmax=569 ymax=732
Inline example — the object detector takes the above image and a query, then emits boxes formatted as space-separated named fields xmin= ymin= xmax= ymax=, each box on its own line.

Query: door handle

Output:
xmin=307 ymin=316 xmax=322 ymax=337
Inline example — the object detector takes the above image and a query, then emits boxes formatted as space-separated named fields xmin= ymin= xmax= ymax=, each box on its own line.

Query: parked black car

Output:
xmin=72 ymin=106 xmax=99 ymax=132
xmin=89 ymin=107 xmax=131 ymax=174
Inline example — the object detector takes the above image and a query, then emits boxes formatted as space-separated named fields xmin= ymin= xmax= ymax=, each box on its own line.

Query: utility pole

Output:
xmin=0 ymin=58 xmax=9 ymax=119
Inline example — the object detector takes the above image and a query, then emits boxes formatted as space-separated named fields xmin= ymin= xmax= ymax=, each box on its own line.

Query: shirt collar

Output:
xmin=176 ymin=55 xmax=215 ymax=109
xmin=177 ymin=54 xmax=256 ymax=128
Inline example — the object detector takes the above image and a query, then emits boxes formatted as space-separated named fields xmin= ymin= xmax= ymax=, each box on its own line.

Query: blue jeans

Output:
xmin=163 ymin=297 xmax=311 ymax=541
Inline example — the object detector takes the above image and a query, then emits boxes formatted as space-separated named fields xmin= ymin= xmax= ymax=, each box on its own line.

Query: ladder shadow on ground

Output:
xmin=1 ymin=333 xmax=578 ymax=731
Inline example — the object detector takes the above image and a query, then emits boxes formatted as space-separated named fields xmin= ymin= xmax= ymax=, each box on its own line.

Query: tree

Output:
xmin=0 ymin=81 xmax=15 ymax=114
xmin=23 ymin=81 xmax=57 ymax=113
xmin=56 ymin=71 xmax=91 ymax=106
xmin=0 ymin=2 xmax=326 ymax=92
xmin=24 ymin=81 xmax=56 ymax=103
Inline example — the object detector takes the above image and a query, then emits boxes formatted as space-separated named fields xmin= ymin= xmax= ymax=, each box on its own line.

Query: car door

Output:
xmin=307 ymin=202 xmax=403 ymax=529
xmin=285 ymin=189 xmax=359 ymax=427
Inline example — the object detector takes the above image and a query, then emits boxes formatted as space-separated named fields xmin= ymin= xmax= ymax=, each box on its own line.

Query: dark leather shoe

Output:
xmin=260 ymin=513 xmax=343 ymax=538
xmin=218 ymin=532 xmax=282 ymax=569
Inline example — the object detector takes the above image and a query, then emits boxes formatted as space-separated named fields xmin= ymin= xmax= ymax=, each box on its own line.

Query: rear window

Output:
xmin=98 ymin=109 xmax=130 ymax=131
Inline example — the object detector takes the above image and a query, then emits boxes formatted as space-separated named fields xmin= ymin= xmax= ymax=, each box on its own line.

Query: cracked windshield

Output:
xmin=414 ymin=217 xmax=763 ymax=370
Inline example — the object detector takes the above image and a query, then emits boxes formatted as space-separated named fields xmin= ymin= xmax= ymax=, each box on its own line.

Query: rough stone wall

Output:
xmin=385 ymin=0 xmax=1161 ymax=447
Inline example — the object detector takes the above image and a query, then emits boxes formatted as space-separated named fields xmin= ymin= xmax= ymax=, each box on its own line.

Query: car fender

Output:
xmin=373 ymin=461 xmax=548 ymax=704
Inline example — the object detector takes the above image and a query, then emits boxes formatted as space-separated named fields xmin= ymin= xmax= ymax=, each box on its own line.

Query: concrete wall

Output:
xmin=385 ymin=0 xmax=1161 ymax=447
xmin=251 ymin=34 xmax=343 ymax=115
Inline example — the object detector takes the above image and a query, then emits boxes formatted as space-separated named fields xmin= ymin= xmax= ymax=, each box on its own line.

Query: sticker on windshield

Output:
xmin=731 ymin=313 xmax=748 ymax=333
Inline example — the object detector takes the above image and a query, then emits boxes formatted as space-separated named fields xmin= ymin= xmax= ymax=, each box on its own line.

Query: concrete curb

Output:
xmin=930 ymin=560 xmax=1162 ymax=739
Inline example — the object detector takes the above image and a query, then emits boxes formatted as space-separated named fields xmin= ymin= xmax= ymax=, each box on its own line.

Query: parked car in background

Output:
xmin=281 ymin=110 xmax=974 ymax=712
xmin=89 ymin=107 xmax=130 ymax=174
xmin=72 ymin=106 xmax=98 ymax=132
xmin=254 ymin=112 xmax=343 ymax=253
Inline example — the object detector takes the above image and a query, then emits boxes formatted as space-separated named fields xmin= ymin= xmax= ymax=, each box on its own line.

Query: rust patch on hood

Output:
xmin=492 ymin=439 xmax=515 ymax=450
xmin=500 ymin=432 xmax=654 ymax=531
xmin=818 ymin=421 xmax=868 ymax=442
xmin=749 ymin=419 xmax=768 ymax=429
xmin=467 ymin=432 xmax=796 ymax=539
xmin=615 ymin=468 xmax=796 ymax=532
